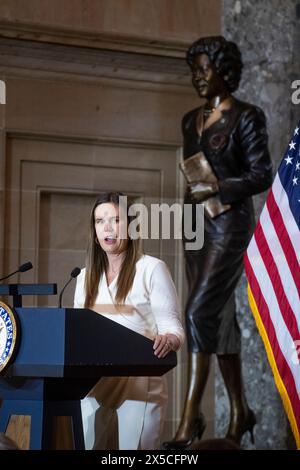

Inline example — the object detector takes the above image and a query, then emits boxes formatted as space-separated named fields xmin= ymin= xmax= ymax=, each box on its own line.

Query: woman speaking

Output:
xmin=74 ymin=192 xmax=184 ymax=450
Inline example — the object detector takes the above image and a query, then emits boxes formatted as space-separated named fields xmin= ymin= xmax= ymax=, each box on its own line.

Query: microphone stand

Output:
xmin=0 ymin=269 xmax=20 ymax=282
xmin=58 ymin=268 xmax=81 ymax=308
xmin=58 ymin=278 xmax=73 ymax=309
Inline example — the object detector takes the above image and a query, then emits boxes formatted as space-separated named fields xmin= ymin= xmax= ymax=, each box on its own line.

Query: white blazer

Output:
xmin=74 ymin=254 xmax=185 ymax=450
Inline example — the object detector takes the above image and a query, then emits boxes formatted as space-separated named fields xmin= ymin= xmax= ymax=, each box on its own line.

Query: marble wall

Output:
xmin=215 ymin=0 xmax=300 ymax=449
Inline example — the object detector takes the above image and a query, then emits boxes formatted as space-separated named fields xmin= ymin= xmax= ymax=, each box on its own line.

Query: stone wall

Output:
xmin=215 ymin=0 xmax=300 ymax=449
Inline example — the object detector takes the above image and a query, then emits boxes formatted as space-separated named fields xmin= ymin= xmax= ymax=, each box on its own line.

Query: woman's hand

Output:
xmin=188 ymin=181 xmax=218 ymax=202
xmin=153 ymin=333 xmax=181 ymax=358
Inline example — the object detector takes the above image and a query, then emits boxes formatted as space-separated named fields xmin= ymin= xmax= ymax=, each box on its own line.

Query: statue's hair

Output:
xmin=186 ymin=36 xmax=243 ymax=93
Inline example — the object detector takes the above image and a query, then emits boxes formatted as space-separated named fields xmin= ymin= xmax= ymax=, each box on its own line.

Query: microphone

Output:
xmin=58 ymin=267 xmax=81 ymax=308
xmin=0 ymin=261 xmax=33 ymax=282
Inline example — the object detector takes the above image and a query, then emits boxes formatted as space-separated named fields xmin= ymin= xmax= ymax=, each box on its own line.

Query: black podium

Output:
xmin=0 ymin=302 xmax=177 ymax=449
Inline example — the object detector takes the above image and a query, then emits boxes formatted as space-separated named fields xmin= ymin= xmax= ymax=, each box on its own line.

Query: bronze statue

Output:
xmin=163 ymin=36 xmax=272 ymax=449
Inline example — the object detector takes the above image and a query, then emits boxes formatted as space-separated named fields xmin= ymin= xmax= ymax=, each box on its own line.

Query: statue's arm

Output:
xmin=218 ymin=106 xmax=273 ymax=205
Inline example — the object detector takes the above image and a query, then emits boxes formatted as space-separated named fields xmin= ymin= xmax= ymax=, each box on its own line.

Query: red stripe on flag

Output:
xmin=267 ymin=190 xmax=300 ymax=294
xmin=254 ymin=221 xmax=300 ymax=342
xmin=244 ymin=254 xmax=300 ymax=426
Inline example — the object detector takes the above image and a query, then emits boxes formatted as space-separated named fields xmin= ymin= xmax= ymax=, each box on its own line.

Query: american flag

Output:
xmin=244 ymin=121 xmax=300 ymax=449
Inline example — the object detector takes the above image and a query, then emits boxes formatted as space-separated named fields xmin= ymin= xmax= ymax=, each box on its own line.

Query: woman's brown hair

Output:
xmin=84 ymin=192 xmax=141 ymax=308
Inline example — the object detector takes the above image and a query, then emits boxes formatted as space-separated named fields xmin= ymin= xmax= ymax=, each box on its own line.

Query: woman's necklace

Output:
xmin=106 ymin=254 xmax=125 ymax=284
xmin=109 ymin=266 xmax=119 ymax=275
xmin=106 ymin=266 xmax=119 ymax=287
xmin=107 ymin=262 xmax=121 ymax=278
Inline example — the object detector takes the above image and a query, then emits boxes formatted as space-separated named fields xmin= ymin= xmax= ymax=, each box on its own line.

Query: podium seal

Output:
xmin=0 ymin=301 xmax=19 ymax=373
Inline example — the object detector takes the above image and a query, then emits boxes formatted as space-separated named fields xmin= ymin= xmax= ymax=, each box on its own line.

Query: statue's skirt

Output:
xmin=184 ymin=228 xmax=252 ymax=354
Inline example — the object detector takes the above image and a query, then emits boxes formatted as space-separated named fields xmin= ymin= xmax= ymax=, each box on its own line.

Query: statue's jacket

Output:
xmin=182 ymin=97 xmax=273 ymax=234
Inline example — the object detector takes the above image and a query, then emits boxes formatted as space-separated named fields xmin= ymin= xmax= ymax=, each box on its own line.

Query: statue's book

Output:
xmin=179 ymin=151 xmax=231 ymax=218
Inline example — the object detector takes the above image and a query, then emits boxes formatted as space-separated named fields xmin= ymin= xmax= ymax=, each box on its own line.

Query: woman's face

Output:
xmin=94 ymin=202 xmax=128 ymax=254
xmin=191 ymin=53 xmax=226 ymax=99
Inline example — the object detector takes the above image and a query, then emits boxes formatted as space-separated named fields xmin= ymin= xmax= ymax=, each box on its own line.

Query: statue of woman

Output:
xmin=163 ymin=36 xmax=272 ymax=449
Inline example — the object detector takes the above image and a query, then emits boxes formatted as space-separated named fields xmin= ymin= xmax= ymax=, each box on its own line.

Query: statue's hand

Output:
xmin=188 ymin=181 xmax=219 ymax=202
